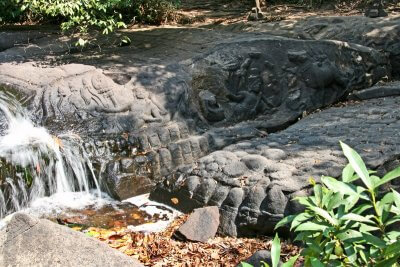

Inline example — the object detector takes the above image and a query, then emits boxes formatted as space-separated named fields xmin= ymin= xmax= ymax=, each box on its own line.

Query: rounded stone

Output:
xmin=223 ymin=187 xmax=244 ymax=208
xmin=183 ymin=176 xmax=201 ymax=193
xmin=265 ymin=186 xmax=288 ymax=215
xmin=206 ymin=162 xmax=219 ymax=172
xmin=241 ymin=155 xmax=269 ymax=172
xmin=261 ymin=148 xmax=287 ymax=160
xmin=223 ymin=161 xmax=248 ymax=177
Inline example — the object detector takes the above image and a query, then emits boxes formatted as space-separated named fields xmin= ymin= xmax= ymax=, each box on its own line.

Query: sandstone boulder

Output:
xmin=174 ymin=206 xmax=220 ymax=242
xmin=0 ymin=213 xmax=144 ymax=267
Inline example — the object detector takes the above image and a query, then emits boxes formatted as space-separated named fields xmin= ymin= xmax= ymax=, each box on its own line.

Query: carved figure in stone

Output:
xmin=83 ymin=73 xmax=118 ymax=108
xmin=198 ymin=90 xmax=225 ymax=122
xmin=96 ymin=87 xmax=168 ymax=128
xmin=67 ymin=81 xmax=93 ymax=119
xmin=301 ymin=56 xmax=346 ymax=89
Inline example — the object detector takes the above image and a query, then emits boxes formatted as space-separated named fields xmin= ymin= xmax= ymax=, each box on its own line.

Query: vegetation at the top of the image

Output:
xmin=0 ymin=0 xmax=180 ymax=45
xmin=272 ymin=141 xmax=400 ymax=266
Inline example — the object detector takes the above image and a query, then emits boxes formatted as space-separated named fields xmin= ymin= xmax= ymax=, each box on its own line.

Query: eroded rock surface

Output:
xmin=240 ymin=15 xmax=400 ymax=77
xmin=0 ymin=14 xmax=400 ymax=236
xmin=0 ymin=213 xmax=144 ymax=266
xmin=151 ymin=95 xmax=400 ymax=236
xmin=0 ymin=34 xmax=389 ymax=201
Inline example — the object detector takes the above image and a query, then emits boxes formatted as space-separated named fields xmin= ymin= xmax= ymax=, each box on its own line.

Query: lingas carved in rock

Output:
xmin=95 ymin=86 xmax=169 ymax=128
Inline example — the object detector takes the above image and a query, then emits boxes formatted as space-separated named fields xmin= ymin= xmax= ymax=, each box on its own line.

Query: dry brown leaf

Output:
xmin=170 ymin=198 xmax=179 ymax=205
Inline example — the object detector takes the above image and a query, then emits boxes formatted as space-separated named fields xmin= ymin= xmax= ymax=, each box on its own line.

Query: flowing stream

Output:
xmin=0 ymin=92 xmax=179 ymax=232
xmin=0 ymin=92 xmax=102 ymax=219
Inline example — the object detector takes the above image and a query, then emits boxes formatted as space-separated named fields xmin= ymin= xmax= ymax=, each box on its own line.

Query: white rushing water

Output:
xmin=0 ymin=92 xmax=102 ymax=219
xmin=0 ymin=92 xmax=178 ymax=234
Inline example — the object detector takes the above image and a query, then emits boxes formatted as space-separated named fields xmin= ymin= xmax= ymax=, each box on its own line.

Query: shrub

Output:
xmin=130 ymin=0 xmax=180 ymax=25
xmin=0 ymin=0 xmax=180 ymax=45
xmin=276 ymin=142 xmax=400 ymax=266
xmin=0 ymin=0 xmax=25 ymax=23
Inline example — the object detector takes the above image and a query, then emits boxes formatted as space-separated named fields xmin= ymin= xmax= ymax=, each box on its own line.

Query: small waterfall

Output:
xmin=0 ymin=92 xmax=101 ymax=219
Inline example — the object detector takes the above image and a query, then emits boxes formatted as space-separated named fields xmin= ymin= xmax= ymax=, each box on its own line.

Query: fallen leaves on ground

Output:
xmin=72 ymin=214 xmax=301 ymax=266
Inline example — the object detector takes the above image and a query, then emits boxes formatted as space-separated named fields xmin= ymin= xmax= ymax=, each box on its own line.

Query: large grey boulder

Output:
xmin=174 ymin=206 xmax=220 ymax=242
xmin=0 ymin=213 xmax=144 ymax=267
xmin=151 ymin=95 xmax=400 ymax=236
xmin=0 ymin=35 xmax=388 ymax=203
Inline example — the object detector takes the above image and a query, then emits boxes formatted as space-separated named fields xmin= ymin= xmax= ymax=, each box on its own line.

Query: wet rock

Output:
xmin=174 ymin=206 xmax=220 ymax=242
xmin=0 ymin=213 xmax=143 ymax=267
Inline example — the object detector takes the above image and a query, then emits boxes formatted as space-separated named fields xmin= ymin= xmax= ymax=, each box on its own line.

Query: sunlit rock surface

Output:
xmin=0 ymin=15 xmax=399 ymax=236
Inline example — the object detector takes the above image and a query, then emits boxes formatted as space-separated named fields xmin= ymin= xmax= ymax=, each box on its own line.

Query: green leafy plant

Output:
xmin=0 ymin=0 xmax=180 ymax=46
xmin=276 ymin=141 xmax=400 ymax=266
xmin=240 ymin=234 xmax=299 ymax=267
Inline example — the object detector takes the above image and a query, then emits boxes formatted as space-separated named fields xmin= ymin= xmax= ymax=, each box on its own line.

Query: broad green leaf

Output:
xmin=324 ymin=241 xmax=335 ymax=255
xmin=392 ymin=189 xmax=400 ymax=210
xmin=342 ymin=163 xmax=355 ymax=182
xmin=294 ymin=231 xmax=310 ymax=242
xmin=310 ymin=258 xmax=325 ymax=267
xmin=359 ymin=249 xmax=368 ymax=264
xmin=362 ymin=233 xmax=386 ymax=248
xmin=384 ymin=240 xmax=400 ymax=257
xmin=271 ymin=234 xmax=280 ymax=267
xmin=295 ymin=196 xmax=316 ymax=209
xmin=385 ymin=215 xmax=400 ymax=226
xmin=359 ymin=223 xmax=380 ymax=233
xmin=344 ymin=243 xmax=357 ymax=264
xmin=295 ymin=222 xmax=328 ymax=232
xmin=290 ymin=212 xmax=313 ymax=231
xmin=336 ymin=229 xmax=363 ymax=242
xmin=376 ymin=256 xmax=400 ymax=267
xmin=352 ymin=203 xmax=373 ymax=215
xmin=382 ymin=203 xmax=393 ymax=223
xmin=379 ymin=192 xmax=395 ymax=206
xmin=281 ymin=255 xmax=299 ymax=267
xmin=369 ymin=246 xmax=380 ymax=259
xmin=386 ymin=231 xmax=400 ymax=241
xmin=314 ymin=184 xmax=323 ymax=206
xmin=343 ymin=194 xmax=360 ymax=212
xmin=340 ymin=213 xmax=374 ymax=223
xmin=391 ymin=205 xmax=400 ymax=215
xmin=376 ymin=166 xmax=400 ymax=187
xmin=340 ymin=141 xmax=373 ymax=190
xmin=275 ymin=215 xmax=296 ymax=230
xmin=308 ymin=206 xmax=338 ymax=226
xmin=377 ymin=192 xmax=395 ymax=218
xmin=370 ymin=175 xmax=382 ymax=189
xmin=326 ymin=192 xmax=344 ymax=210
xmin=321 ymin=176 xmax=359 ymax=197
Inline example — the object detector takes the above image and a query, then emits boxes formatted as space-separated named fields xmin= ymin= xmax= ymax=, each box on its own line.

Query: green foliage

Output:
xmin=130 ymin=0 xmax=180 ymax=25
xmin=0 ymin=0 xmax=25 ymax=23
xmin=0 ymin=0 xmax=180 ymax=45
xmin=276 ymin=142 xmax=400 ymax=266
